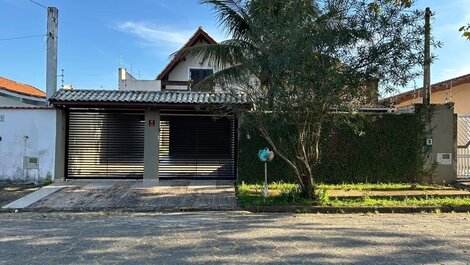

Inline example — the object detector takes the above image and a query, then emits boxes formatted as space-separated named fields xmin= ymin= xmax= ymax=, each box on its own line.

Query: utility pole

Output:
xmin=423 ymin=7 xmax=431 ymax=105
xmin=46 ymin=7 xmax=58 ymax=103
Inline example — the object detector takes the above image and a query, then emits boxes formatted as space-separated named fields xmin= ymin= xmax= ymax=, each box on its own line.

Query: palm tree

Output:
xmin=178 ymin=0 xmax=427 ymax=198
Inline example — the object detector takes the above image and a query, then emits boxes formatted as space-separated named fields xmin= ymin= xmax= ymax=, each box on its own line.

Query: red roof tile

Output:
xmin=0 ymin=76 xmax=45 ymax=98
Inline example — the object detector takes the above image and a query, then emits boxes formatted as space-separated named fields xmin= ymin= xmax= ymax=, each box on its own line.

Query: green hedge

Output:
xmin=237 ymin=113 xmax=424 ymax=184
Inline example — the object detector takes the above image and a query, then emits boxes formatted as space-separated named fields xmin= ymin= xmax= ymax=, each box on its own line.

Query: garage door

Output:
xmin=159 ymin=116 xmax=236 ymax=180
xmin=66 ymin=111 xmax=236 ymax=180
xmin=66 ymin=111 xmax=145 ymax=179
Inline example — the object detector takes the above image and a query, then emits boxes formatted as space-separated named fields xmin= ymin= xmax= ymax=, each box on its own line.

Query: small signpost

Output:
xmin=258 ymin=147 xmax=274 ymax=198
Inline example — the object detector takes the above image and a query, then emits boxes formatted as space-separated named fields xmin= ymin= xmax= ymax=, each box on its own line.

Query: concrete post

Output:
xmin=53 ymin=108 xmax=66 ymax=181
xmin=143 ymin=109 xmax=160 ymax=181
xmin=423 ymin=104 xmax=456 ymax=184
xmin=46 ymin=7 xmax=58 ymax=103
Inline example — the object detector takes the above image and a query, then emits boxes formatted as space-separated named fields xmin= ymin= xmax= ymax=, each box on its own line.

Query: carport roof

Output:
xmin=50 ymin=89 xmax=249 ymax=107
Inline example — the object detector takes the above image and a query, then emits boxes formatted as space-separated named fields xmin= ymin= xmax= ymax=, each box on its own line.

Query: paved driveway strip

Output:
xmin=6 ymin=180 xmax=237 ymax=211
xmin=0 ymin=212 xmax=469 ymax=264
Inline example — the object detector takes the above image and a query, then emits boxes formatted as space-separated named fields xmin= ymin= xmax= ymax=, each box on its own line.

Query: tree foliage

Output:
xmin=180 ymin=0 xmax=431 ymax=197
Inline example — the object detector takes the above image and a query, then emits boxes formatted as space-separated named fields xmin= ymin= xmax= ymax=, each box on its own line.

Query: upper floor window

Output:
xmin=190 ymin=68 xmax=213 ymax=82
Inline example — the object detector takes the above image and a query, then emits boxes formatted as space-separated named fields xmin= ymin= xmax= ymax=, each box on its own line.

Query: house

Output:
xmin=118 ymin=27 xmax=219 ymax=92
xmin=0 ymin=77 xmax=55 ymax=182
xmin=50 ymin=28 xmax=248 ymax=182
xmin=381 ymin=74 xmax=470 ymax=115
xmin=0 ymin=76 xmax=46 ymax=107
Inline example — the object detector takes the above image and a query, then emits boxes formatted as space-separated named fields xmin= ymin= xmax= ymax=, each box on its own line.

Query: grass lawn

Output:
xmin=237 ymin=182 xmax=470 ymax=208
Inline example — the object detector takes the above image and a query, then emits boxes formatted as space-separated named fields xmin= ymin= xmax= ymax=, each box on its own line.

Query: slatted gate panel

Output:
xmin=67 ymin=111 xmax=145 ymax=179
xmin=159 ymin=116 xmax=236 ymax=179
xmin=457 ymin=116 xmax=470 ymax=178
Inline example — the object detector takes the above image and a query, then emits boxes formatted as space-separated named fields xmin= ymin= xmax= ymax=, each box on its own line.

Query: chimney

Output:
xmin=46 ymin=7 xmax=58 ymax=103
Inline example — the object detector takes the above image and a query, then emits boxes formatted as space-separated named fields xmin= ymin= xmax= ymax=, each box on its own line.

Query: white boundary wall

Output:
xmin=0 ymin=109 xmax=56 ymax=182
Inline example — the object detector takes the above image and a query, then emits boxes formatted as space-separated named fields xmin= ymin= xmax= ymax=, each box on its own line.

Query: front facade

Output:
xmin=118 ymin=27 xmax=221 ymax=92
xmin=51 ymin=28 xmax=247 ymax=182
xmin=0 ymin=76 xmax=46 ymax=107
xmin=0 ymin=77 xmax=55 ymax=182
xmin=382 ymin=74 xmax=470 ymax=115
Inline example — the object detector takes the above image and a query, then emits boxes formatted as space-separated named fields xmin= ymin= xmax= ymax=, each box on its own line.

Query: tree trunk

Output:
xmin=300 ymin=173 xmax=315 ymax=198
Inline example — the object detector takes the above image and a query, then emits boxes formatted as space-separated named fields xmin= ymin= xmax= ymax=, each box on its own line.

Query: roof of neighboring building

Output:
xmin=0 ymin=76 xmax=45 ymax=98
xmin=50 ymin=89 xmax=248 ymax=106
xmin=381 ymin=73 xmax=470 ymax=105
xmin=156 ymin=27 xmax=218 ymax=80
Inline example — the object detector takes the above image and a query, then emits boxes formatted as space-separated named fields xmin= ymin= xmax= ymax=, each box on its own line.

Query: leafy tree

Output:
xmin=460 ymin=24 xmax=470 ymax=40
xmin=180 ymin=0 xmax=430 ymax=198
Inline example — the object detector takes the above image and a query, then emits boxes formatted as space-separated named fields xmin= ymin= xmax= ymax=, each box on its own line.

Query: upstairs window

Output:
xmin=190 ymin=68 xmax=213 ymax=82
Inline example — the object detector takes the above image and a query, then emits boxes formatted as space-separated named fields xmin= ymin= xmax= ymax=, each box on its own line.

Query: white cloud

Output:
xmin=116 ymin=21 xmax=195 ymax=51
xmin=440 ymin=64 xmax=470 ymax=81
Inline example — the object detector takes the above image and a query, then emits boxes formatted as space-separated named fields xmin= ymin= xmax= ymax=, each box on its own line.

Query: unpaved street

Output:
xmin=0 ymin=212 xmax=469 ymax=264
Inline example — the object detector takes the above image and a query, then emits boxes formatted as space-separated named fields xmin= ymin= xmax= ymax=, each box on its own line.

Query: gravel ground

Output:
xmin=0 ymin=182 xmax=41 ymax=207
xmin=0 ymin=212 xmax=469 ymax=264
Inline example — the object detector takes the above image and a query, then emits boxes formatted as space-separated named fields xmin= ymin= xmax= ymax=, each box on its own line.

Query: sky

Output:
xmin=0 ymin=0 xmax=469 ymax=94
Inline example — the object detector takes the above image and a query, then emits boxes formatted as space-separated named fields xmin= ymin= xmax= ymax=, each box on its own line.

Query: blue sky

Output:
xmin=0 ymin=0 xmax=469 ymax=94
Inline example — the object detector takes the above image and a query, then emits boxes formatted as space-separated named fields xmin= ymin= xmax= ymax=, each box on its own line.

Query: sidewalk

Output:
xmin=2 ymin=180 xmax=238 ymax=212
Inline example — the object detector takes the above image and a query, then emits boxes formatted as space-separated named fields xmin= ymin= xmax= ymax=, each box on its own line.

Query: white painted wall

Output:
xmin=0 ymin=95 xmax=32 ymax=107
xmin=0 ymin=109 xmax=56 ymax=183
xmin=118 ymin=68 xmax=161 ymax=91
xmin=168 ymin=55 xmax=221 ymax=91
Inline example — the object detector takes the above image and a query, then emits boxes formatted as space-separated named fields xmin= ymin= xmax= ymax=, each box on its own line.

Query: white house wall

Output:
xmin=0 ymin=95 xmax=34 ymax=107
xmin=168 ymin=55 xmax=222 ymax=91
xmin=0 ymin=109 xmax=56 ymax=182
xmin=118 ymin=68 xmax=161 ymax=91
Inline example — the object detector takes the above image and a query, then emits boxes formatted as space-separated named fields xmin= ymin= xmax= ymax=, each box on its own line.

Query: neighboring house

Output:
xmin=0 ymin=77 xmax=55 ymax=182
xmin=381 ymin=74 xmax=470 ymax=115
xmin=51 ymin=28 xmax=248 ymax=182
xmin=0 ymin=76 xmax=46 ymax=107
xmin=118 ymin=27 xmax=220 ymax=92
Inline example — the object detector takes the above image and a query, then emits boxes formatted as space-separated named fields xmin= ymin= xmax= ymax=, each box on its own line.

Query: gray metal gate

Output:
xmin=66 ymin=111 xmax=145 ymax=179
xmin=159 ymin=115 xmax=236 ymax=180
xmin=457 ymin=116 xmax=470 ymax=178
xmin=66 ymin=111 xmax=236 ymax=180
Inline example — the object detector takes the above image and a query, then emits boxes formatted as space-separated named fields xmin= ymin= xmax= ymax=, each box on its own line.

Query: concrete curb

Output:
xmin=2 ymin=205 xmax=470 ymax=214
xmin=0 ymin=206 xmax=241 ymax=214
xmin=244 ymin=205 xmax=470 ymax=213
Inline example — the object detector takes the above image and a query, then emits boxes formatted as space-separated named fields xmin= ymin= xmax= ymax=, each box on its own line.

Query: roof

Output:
xmin=49 ymin=89 xmax=248 ymax=106
xmin=0 ymin=76 xmax=45 ymax=98
xmin=381 ymin=73 xmax=470 ymax=105
xmin=156 ymin=27 xmax=217 ymax=80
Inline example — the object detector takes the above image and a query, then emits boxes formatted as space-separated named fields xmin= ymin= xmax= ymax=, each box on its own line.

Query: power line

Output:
xmin=28 ymin=0 xmax=47 ymax=9
xmin=0 ymin=34 xmax=47 ymax=42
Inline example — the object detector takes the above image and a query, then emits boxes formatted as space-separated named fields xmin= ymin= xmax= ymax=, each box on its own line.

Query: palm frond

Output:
xmin=174 ymin=43 xmax=246 ymax=70
xmin=192 ymin=64 xmax=252 ymax=92
xmin=201 ymin=0 xmax=250 ymax=39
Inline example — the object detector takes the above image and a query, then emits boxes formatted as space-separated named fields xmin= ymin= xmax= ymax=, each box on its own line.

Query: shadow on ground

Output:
xmin=0 ymin=212 xmax=469 ymax=264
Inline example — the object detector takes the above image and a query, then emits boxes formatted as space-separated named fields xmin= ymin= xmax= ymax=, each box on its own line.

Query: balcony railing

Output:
xmin=161 ymin=80 xmax=212 ymax=92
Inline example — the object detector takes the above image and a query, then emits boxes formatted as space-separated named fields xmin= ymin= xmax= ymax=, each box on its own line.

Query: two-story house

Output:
xmin=50 ymin=28 xmax=248 ymax=182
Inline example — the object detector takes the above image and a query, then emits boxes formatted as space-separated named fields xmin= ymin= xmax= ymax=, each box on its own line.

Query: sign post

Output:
xmin=258 ymin=148 xmax=274 ymax=198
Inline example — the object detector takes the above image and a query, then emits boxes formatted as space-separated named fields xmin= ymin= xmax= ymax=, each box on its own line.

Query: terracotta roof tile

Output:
xmin=0 ymin=76 xmax=45 ymax=98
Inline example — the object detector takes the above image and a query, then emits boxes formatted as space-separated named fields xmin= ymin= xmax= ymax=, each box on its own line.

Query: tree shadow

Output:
xmin=0 ymin=212 xmax=469 ymax=264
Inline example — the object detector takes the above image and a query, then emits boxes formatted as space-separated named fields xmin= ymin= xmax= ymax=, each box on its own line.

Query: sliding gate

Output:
xmin=66 ymin=111 xmax=236 ymax=180
xmin=458 ymin=115 xmax=470 ymax=179
xmin=66 ymin=111 xmax=145 ymax=179
xmin=159 ymin=115 xmax=236 ymax=180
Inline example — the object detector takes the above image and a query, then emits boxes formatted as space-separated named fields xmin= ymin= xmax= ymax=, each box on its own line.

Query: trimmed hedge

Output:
xmin=237 ymin=113 xmax=424 ymax=184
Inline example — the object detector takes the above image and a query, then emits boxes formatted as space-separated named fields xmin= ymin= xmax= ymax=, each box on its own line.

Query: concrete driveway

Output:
xmin=0 ymin=212 xmax=469 ymax=264
xmin=2 ymin=180 xmax=237 ymax=211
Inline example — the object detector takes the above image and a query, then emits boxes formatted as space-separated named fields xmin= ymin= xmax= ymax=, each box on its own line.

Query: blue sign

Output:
xmin=258 ymin=148 xmax=274 ymax=162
